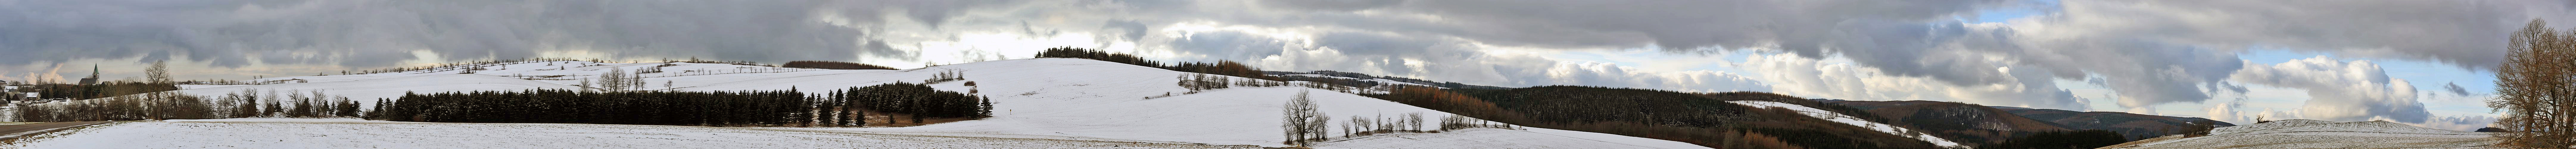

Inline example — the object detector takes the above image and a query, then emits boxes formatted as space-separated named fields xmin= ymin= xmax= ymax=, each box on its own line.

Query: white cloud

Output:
xmin=2206 ymin=98 xmax=2249 ymax=124
xmin=2230 ymin=56 xmax=2433 ymax=123
xmin=1743 ymin=54 xmax=2089 ymax=111
xmin=1 ymin=0 xmax=2558 ymax=125
xmin=2257 ymin=108 xmax=2302 ymax=121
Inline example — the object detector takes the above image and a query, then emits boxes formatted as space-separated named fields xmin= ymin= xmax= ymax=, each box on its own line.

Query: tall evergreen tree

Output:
xmin=979 ymin=97 xmax=995 ymax=118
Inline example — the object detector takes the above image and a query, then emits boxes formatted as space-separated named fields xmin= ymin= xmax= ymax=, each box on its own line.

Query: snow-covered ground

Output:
xmin=19 ymin=58 xmax=1710 ymax=148
xmin=1311 ymin=128 xmax=1674 ymax=148
xmin=725 ymin=58 xmax=1701 ymax=148
xmin=2105 ymin=119 xmax=2502 ymax=149
xmin=7 ymin=118 xmax=1255 ymax=149
xmin=1727 ymin=100 xmax=1967 ymax=148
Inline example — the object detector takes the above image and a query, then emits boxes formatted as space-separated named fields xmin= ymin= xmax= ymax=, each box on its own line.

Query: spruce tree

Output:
xmin=235 ymin=89 xmax=261 ymax=118
xmin=978 ymin=97 xmax=994 ymax=118
xmin=369 ymin=98 xmax=389 ymax=119
xmin=337 ymin=98 xmax=360 ymax=117
xmin=261 ymin=90 xmax=285 ymax=117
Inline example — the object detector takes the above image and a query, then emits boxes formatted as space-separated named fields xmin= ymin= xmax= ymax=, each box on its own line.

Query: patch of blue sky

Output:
xmin=2236 ymin=49 xmax=2498 ymax=117
xmin=2236 ymin=49 xmax=2494 ymax=95
xmin=1962 ymin=0 xmax=2058 ymax=23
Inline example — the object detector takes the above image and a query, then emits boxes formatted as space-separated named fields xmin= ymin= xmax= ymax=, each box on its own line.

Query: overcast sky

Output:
xmin=2 ymin=0 xmax=2568 ymax=130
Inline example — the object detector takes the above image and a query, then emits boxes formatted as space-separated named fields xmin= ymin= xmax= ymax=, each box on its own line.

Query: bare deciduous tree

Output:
xmin=2491 ymin=18 xmax=2576 ymax=148
xmin=1281 ymin=89 xmax=1326 ymax=146
xmin=145 ymin=60 xmax=169 ymax=84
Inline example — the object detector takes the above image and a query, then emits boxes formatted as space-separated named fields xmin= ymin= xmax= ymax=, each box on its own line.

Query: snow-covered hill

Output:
xmin=77 ymin=58 xmax=1707 ymax=148
xmin=2104 ymin=119 xmax=2502 ymax=148
xmin=9 ymin=118 xmax=1255 ymax=149
xmin=1729 ymin=100 xmax=1968 ymax=148
xmin=1310 ymin=128 xmax=1678 ymax=148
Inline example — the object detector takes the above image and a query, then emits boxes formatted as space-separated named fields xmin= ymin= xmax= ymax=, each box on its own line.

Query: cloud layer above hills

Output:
xmin=2 ymin=0 xmax=2566 ymax=128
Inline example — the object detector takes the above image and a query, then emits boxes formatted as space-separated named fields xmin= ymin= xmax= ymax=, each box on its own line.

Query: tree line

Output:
xmin=25 ymin=60 xmax=183 ymax=100
xmin=1978 ymin=130 xmax=2129 ymax=149
xmin=1035 ymin=46 xmax=1282 ymax=81
xmin=783 ymin=61 xmax=900 ymax=70
xmin=1270 ymin=70 xmax=1512 ymax=90
xmin=1278 ymin=89 xmax=1516 ymax=147
xmin=373 ymin=82 xmax=990 ymax=127
xmin=14 ymin=88 xmax=365 ymax=122
xmin=12 ymin=60 xmax=366 ymax=122
xmin=1369 ymin=86 xmax=1939 ymax=148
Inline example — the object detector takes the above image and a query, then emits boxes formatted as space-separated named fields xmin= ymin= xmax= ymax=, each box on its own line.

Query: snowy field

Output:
xmin=5 ymin=118 xmax=1256 ymax=149
xmin=19 ymin=58 xmax=1713 ymax=148
xmin=1311 ymin=128 xmax=1681 ymax=148
xmin=2106 ymin=119 xmax=2502 ymax=148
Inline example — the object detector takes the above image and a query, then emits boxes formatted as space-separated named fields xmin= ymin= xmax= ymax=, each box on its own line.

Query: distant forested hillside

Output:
xmin=1373 ymin=86 xmax=1938 ymax=148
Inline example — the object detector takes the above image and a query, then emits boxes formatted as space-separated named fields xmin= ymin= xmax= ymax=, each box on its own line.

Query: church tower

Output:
xmin=78 ymin=64 xmax=99 ymax=85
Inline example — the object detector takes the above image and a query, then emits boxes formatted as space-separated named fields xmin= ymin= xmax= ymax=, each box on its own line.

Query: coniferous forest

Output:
xmin=1373 ymin=85 xmax=1939 ymax=148
xmin=1035 ymin=46 xmax=1281 ymax=81
xmin=373 ymin=82 xmax=990 ymax=127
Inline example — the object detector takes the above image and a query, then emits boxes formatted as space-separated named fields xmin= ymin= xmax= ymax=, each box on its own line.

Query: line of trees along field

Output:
xmin=1276 ymin=89 xmax=1519 ymax=146
xmin=1978 ymin=130 xmax=2129 ymax=149
xmin=12 ymin=88 xmax=370 ymax=122
xmin=11 ymin=60 xmax=365 ymax=122
xmin=373 ymin=82 xmax=990 ymax=127
xmin=781 ymin=60 xmax=900 ymax=70
xmin=24 ymin=60 xmax=184 ymax=100
xmin=1035 ymin=46 xmax=1281 ymax=81
xmin=10 ymin=60 xmax=994 ymax=127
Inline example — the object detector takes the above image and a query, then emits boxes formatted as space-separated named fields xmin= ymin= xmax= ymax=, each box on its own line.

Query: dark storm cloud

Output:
xmin=1314 ymin=32 xmax=1439 ymax=57
xmin=2443 ymin=82 xmax=2471 ymax=96
xmin=1234 ymin=0 xmax=2566 ymax=108
xmin=5 ymin=0 xmax=2564 ymax=119
xmin=1101 ymin=20 xmax=1150 ymax=42
xmin=1169 ymin=31 xmax=1289 ymax=62
xmin=1259 ymin=0 xmax=1403 ymax=11
xmin=0 ymin=0 xmax=968 ymax=68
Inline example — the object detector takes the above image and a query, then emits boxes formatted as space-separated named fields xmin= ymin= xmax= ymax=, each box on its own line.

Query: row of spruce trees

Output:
xmin=13 ymin=88 xmax=370 ymax=122
xmin=372 ymin=82 xmax=992 ymax=127
xmin=1035 ymin=46 xmax=1282 ymax=81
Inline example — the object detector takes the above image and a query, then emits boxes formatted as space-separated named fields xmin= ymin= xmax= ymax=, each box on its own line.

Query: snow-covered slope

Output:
xmin=2105 ymin=119 xmax=2502 ymax=148
xmin=741 ymin=58 xmax=1703 ymax=148
xmin=93 ymin=58 xmax=1704 ymax=148
xmin=8 ymin=118 xmax=1254 ymax=149
xmin=1312 ymin=128 xmax=1675 ymax=148
xmin=1727 ymin=100 xmax=1967 ymax=148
